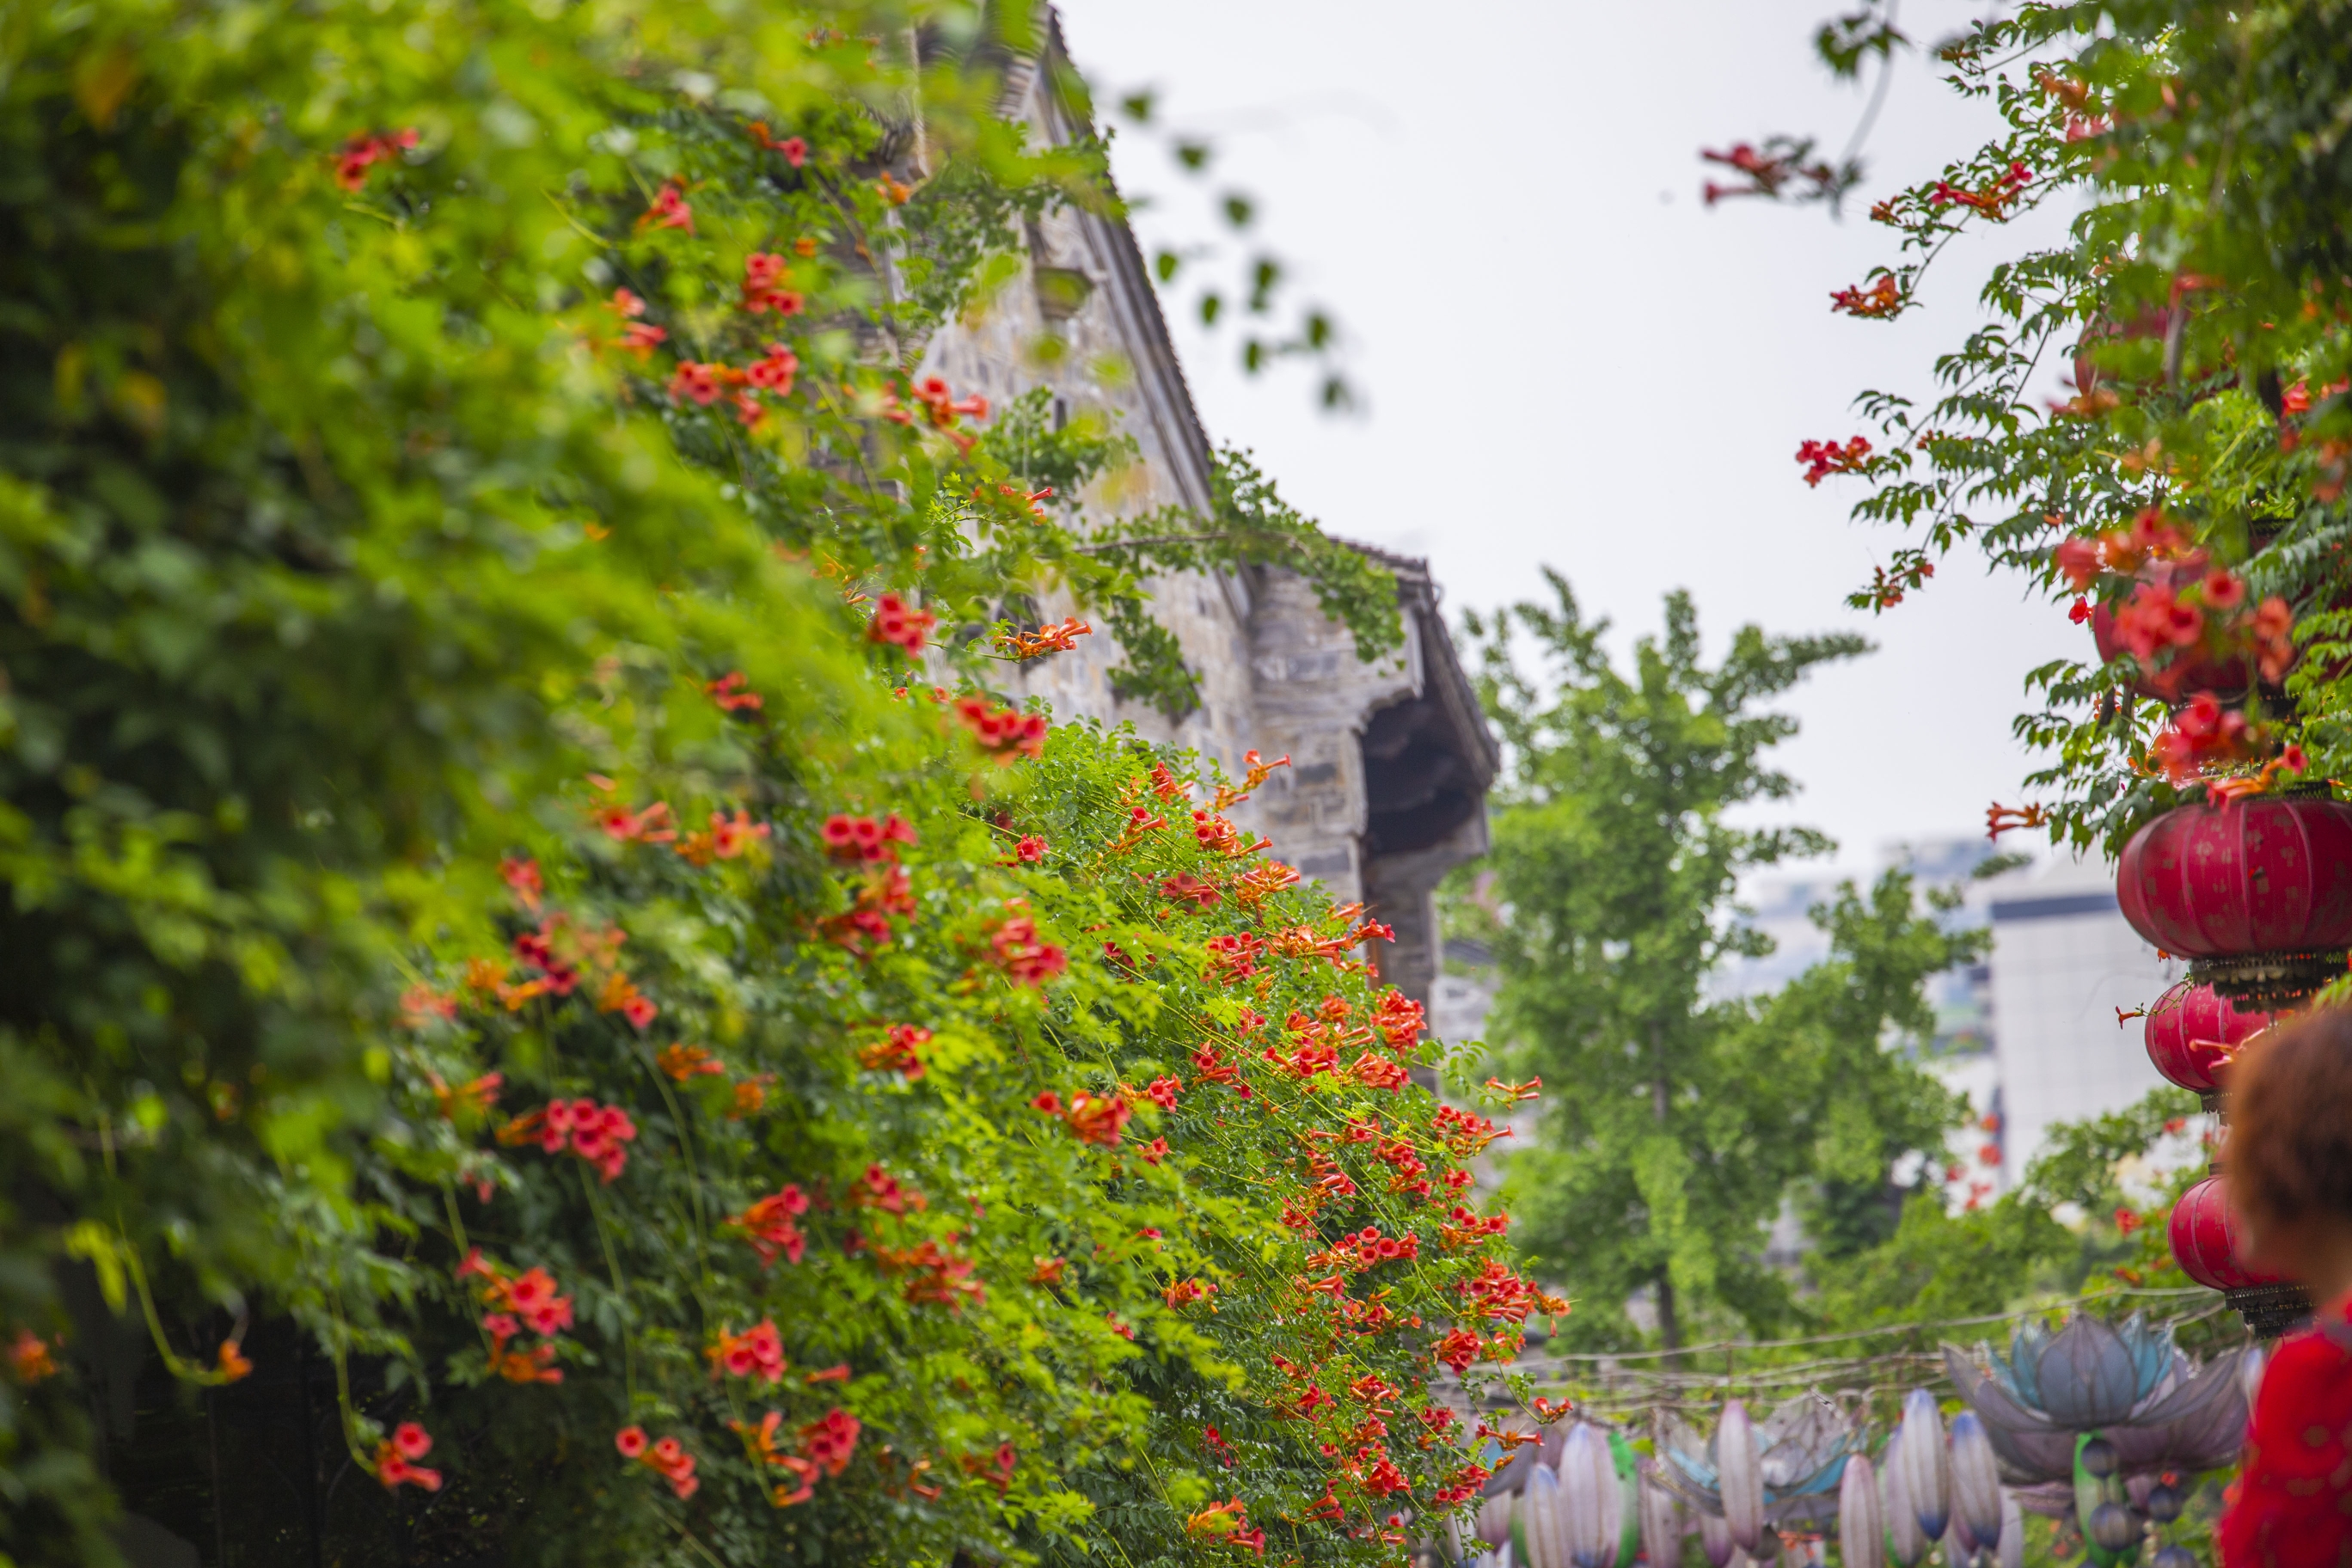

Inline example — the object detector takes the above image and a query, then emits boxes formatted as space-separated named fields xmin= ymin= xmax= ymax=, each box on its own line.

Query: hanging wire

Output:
xmin=1434 ymin=1292 xmax=2245 ymax=1432
xmin=1508 ymin=1284 xmax=2215 ymax=1368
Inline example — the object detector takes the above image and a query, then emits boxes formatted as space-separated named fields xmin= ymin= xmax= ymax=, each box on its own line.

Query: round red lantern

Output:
xmin=2168 ymin=1175 xmax=2283 ymax=1290
xmin=2141 ymin=980 xmax=2272 ymax=1093
xmin=2117 ymin=793 xmax=2352 ymax=1004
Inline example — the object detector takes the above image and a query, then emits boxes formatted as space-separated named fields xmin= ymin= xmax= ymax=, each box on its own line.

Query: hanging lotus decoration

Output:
xmin=1655 ymin=1394 xmax=1863 ymax=1550
xmin=1467 ymin=1420 xmax=1644 ymax=1568
xmin=1636 ymin=1468 xmax=1684 ymax=1568
xmin=1945 ymin=1314 xmax=2251 ymax=1564
xmin=1696 ymin=1509 xmax=1735 ymax=1568
xmin=1945 ymin=1487 xmax=2025 ymax=1568
xmin=1556 ymin=1423 xmax=1624 ymax=1568
xmin=1838 ymin=1452 xmax=1883 ymax=1568
xmin=1861 ymin=1414 xmax=2023 ymax=1568
xmin=1523 ymin=1458 xmax=1565 ymax=1568
xmin=1655 ymin=1400 xmax=1761 ymax=1553
xmin=1896 ymin=1389 xmax=1952 ymax=1541
xmin=1949 ymin=1411 xmax=2005 ymax=1551
xmin=1718 ymin=1400 xmax=1761 ymax=1551
xmin=1880 ymin=1441 xmax=1928 ymax=1568
xmin=1924 ymin=1410 xmax=2024 ymax=1568
xmin=1473 ymin=1483 xmax=1514 ymax=1556
xmin=1463 ymin=1423 xmax=1545 ymax=1565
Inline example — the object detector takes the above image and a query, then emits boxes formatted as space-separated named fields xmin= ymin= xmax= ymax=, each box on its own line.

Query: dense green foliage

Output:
xmin=1453 ymin=574 xmax=1980 ymax=1351
xmin=1801 ymin=1085 xmax=2212 ymax=1340
xmin=1730 ymin=0 xmax=2352 ymax=854
xmin=0 ymin=3 xmax=1526 ymax=1565
xmin=976 ymin=396 xmax=1402 ymax=719
xmin=1084 ymin=446 xmax=1404 ymax=715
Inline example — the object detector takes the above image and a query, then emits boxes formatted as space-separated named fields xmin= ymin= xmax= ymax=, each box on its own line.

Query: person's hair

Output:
xmin=2229 ymin=1003 xmax=2352 ymax=1226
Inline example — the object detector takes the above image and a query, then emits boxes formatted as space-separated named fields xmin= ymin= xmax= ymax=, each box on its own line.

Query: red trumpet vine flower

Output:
xmin=744 ymin=342 xmax=799 ymax=398
xmin=616 ymin=1426 xmax=700 ymax=1498
xmin=848 ymin=1164 xmax=924 ymax=1216
xmin=989 ymin=916 xmax=1068 ymax=986
xmin=726 ymin=1186 xmax=812 ymax=1266
xmin=1829 ymin=273 xmax=1903 ymax=317
xmin=746 ymin=123 xmax=810 ymax=167
xmin=740 ymin=252 xmax=805 ymax=316
xmin=705 ymin=671 xmax=763 ymax=713
xmin=1930 ymin=161 xmax=2033 ymax=217
xmin=334 ymin=127 xmax=418 ymax=191
xmin=601 ymin=288 xmax=668 ymax=359
xmin=657 ymin=1043 xmax=724 ymax=1081
xmin=1161 ymin=872 xmax=1222 ymax=909
xmin=872 ymin=1240 xmax=983 ymax=1307
xmin=855 ymin=1022 xmax=934 ymax=1080
xmin=669 ymin=359 xmax=730 ymax=406
xmin=802 ymin=1408 xmax=861 ymax=1475
xmin=497 ymin=1099 xmax=639 ymax=1180
xmin=707 ymin=1320 xmax=787 ymax=1384
xmin=371 ymin=1423 xmax=443 ymax=1491
xmin=730 ymin=1410 xmax=818 ymax=1505
xmin=995 ymin=617 xmax=1091 ymax=659
xmin=868 ymin=594 xmax=937 ymax=653
xmin=821 ymin=812 xmax=916 ymax=863
xmin=953 ymin=697 xmax=1049 ymax=762
xmin=1985 ymin=801 xmax=2049 ymax=841
xmin=1796 ymin=435 xmax=1872 ymax=487
xmin=2148 ymin=690 xmax=2251 ymax=783
xmin=499 ymin=855 xmax=543 ymax=909
xmin=638 ymin=181 xmax=694 ymax=232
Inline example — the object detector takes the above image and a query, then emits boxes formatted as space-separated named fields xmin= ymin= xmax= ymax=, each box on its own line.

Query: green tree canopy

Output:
xmin=1459 ymin=573 xmax=1979 ymax=1351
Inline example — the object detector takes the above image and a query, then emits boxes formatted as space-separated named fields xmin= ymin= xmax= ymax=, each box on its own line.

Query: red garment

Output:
xmin=2221 ymin=1295 xmax=2352 ymax=1568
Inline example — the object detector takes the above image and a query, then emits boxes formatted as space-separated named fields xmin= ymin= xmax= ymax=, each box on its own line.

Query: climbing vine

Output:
xmin=0 ymin=2 xmax=1518 ymax=1565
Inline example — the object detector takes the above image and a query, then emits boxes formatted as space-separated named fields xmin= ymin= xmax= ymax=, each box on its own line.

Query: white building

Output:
xmin=1980 ymin=853 xmax=2185 ymax=1187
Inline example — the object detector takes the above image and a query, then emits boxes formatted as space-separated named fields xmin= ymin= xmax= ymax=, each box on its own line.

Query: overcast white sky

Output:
xmin=1054 ymin=0 xmax=2086 ymax=873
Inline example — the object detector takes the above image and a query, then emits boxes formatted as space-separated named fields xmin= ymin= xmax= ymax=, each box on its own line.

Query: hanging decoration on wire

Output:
xmin=1651 ymin=1394 xmax=1862 ymax=1541
xmin=1448 ymin=1312 xmax=2248 ymax=1568
xmin=1943 ymin=1313 xmax=2253 ymax=1565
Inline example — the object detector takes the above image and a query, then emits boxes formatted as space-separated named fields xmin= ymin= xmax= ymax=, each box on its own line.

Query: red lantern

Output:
xmin=2168 ymin=1175 xmax=2283 ymax=1290
xmin=2117 ymin=795 xmax=2352 ymax=1002
xmin=2142 ymin=980 xmax=2272 ymax=1093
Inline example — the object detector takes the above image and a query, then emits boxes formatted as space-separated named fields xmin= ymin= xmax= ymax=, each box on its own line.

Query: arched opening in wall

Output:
xmin=1356 ymin=679 xmax=1494 ymax=1045
xmin=1361 ymin=697 xmax=1482 ymax=862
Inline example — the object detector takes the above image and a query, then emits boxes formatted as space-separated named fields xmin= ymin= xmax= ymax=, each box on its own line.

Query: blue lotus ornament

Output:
xmin=1652 ymin=1394 xmax=1862 ymax=1528
xmin=1943 ymin=1312 xmax=2250 ymax=1491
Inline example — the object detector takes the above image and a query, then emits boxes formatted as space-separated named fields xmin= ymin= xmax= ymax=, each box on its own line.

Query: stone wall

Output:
xmin=916 ymin=14 xmax=1498 ymax=1021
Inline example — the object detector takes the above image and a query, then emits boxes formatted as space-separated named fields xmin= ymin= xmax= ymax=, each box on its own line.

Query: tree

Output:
xmin=1793 ymin=1082 xmax=2230 ymax=1363
xmin=1457 ymin=573 xmax=1977 ymax=1353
